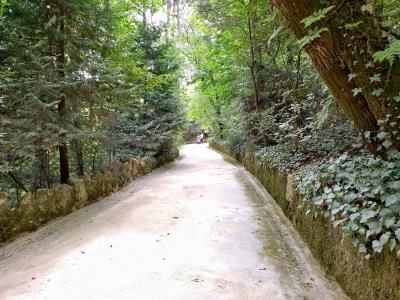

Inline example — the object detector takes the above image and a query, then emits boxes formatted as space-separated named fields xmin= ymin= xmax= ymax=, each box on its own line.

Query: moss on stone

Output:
xmin=0 ymin=153 xmax=175 ymax=243
xmin=210 ymin=142 xmax=400 ymax=300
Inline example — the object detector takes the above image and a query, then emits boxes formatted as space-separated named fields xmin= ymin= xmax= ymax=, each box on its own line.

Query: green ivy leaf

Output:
xmin=350 ymin=212 xmax=360 ymax=221
xmin=372 ymin=240 xmax=383 ymax=253
xmin=369 ymin=74 xmax=381 ymax=83
xmin=383 ymin=217 xmax=395 ymax=228
xmin=380 ymin=233 xmax=390 ymax=245
xmin=395 ymin=228 xmax=400 ymax=241
xmin=360 ymin=210 xmax=378 ymax=223
xmin=342 ymin=225 xmax=352 ymax=234
xmin=333 ymin=219 xmax=345 ymax=227
xmin=377 ymin=132 xmax=389 ymax=140
xmin=348 ymin=73 xmax=357 ymax=81
xmin=388 ymin=238 xmax=396 ymax=252
xmin=388 ymin=181 xmax=400 ymax=190
xmin=382 ymin=140 xmax=393 ymax=149
xmin=372 ymin=88 xmax=384 ymax=97
xmin=352 ymin=88 xmax=362 ymax=96
xmin=382 ymin=193 xmax=399 ymax=206
xmin=365 ymin=61 xmax=374 ymax=69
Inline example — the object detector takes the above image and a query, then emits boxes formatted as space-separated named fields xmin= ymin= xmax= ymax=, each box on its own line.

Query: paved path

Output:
xmin=0 ymin=144 xmax=348 ymax=300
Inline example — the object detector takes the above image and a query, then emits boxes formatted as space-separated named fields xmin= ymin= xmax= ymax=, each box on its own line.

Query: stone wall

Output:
xmin=210 ymin=141 xmax=400 ymax=300
xmin=0 ymin=153 xmax=176 ymax=243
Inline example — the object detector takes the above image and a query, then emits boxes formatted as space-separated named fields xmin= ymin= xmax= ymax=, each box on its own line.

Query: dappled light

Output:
xmin=1 ymin=0 xmax=399 ymax=299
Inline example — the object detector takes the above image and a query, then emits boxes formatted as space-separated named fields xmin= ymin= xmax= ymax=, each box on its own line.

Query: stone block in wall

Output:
xmin=210 ymin=143 xmax=400 ymax=300
xmin=286 ymin=174 xmax=296 ymax=202
xmin=95 ymin=173 xmax=106 ymax=197
xmin=71 ymin=178 xmax=88 ymax=208
xmin=122 ymin=161 xmax=132 ymax=179
xmin=52 ymin=184 xmax=74 ymax=213
xmin=141 ymin=157 xmax=157 ymax=175
xmin=0 ymin=193 xmax=14 ymax=241
xmin=0 ymin=192 xmax=10 ymax=223
xmin=83 ymin=176 xmax=99 ymax=203
xmin=19 ymin=192 xmax=34 ymax=217
xmin=140 ymin=158 xmax=149 ymax=174
xmin=130 ymin=158 xmax=140 ymax=177
xmin=0 ymin=192 xmax=7 ymax=211
xmin=34 ymin=188 xmax=57 ymax=217
xmin=17 ymin=192 xmax=37 ymax=230
xmin=104 ymin=170 xmax=118 ymax=195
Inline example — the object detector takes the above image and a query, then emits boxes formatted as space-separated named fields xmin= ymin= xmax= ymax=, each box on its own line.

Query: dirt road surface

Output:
xmin=0 ymin=144 xmax=348 ymax=300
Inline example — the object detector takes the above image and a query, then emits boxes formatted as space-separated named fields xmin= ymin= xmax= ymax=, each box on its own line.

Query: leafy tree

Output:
xmin=0 ymin=0 xmax=185 ymax=199
xmin=273 ymin=0 xmax=400 ymax=155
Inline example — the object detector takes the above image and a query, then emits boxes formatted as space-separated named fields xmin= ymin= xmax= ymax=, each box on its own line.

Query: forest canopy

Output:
xmin=183 ymin=0 xmax=400 ymax=258
xmin=0 ymin=0 xmax=185 ymax=198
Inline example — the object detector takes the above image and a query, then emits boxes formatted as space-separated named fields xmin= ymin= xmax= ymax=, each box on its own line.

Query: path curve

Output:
xmin=0 ymin=144 xmax=348 ymax=300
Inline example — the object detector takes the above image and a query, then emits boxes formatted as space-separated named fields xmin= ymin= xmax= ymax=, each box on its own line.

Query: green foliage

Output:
xmin=298 ymin=27 xmax=329 ymax=48
xmin=373 ymin=40 xmax=400 ymax=66
xmin=298 ymin=151 xmax=400 ymax=258
xmin=344 ymin=21 xmax=363 ymax=30
xmin=0 ymin=0 xmax=185 ymax=197
xmin=255 ymin=120 xmax=361 ymax=173
xmin=297 ymin=3 xmax=336 ymax=48
xmin=300 ymin=5 xmax=335 ymax=28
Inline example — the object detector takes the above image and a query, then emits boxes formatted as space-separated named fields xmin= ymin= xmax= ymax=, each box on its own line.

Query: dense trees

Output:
xmin=274 ymin=0 xmax=400 ymax=154
xmin=187 ymin=0 xmax=400 ymax=257
xmin=0 ymin=0 xmax=184 ymax=200
xmin=187 ymin=0 xmax=338 ymax=151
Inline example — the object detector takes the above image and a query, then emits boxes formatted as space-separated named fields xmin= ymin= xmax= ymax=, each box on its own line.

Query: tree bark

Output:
xmin=72 ymin=115 xmax=84 ymax=176
xmin=175 ymin=0 xmax=182 ymax=37
xmin=73 ymin=132 xmax=84 ymax=177
xmin=166 ymin=0 xmax=172 ymax=38
xmin=32 ymin=149 xmax=52 ymax=191
xmin=273 ymin=0 xmax=400 ymax=154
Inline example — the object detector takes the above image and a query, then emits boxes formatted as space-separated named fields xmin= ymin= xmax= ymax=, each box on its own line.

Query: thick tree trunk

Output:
xmin=273 ymin=0 xmax=400 ymax=154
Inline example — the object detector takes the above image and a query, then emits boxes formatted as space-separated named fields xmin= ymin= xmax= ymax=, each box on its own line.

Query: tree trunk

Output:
xmin=273 ymin=0 xmax=400 ymax=154
xmin=218 ymin=121 xmax=224 ymax=139
xmin=174 ymin=0 xmax=181 ymax=37
xmin=57 ymin=7 xmax=70 ymax=183
xmin=166 ymin=0 xmax=172 ymax=38
xmin=74 ymin=141 xmax=84 ymax=177
xmin=32 ymin=149 xmax=52 ymax=191
xmin=73 ymin=119 xmax=84 ymax=176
